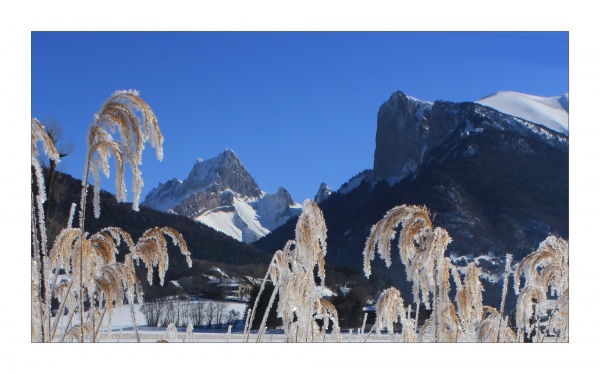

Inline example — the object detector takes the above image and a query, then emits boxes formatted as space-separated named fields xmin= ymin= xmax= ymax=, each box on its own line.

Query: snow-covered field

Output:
xmin=87 ymin=301 xmax=567 ymax=343
xmin=93 ymin=300 xmax=398 ymax=343
xmin=99 ymin=328 xmax=404 ymax=343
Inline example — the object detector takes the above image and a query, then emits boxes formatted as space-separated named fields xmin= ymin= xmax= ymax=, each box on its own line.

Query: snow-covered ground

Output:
xmin=99 ymin=327 xmax=406 ymax=343
xmin=196 ymin=196 xmax=271 ymax=243
xmin=77 ymin=300 xmax=564 ymax=343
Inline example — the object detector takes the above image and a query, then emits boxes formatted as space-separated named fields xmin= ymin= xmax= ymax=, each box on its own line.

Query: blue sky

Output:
xmin=31 ymin=32 xmax=568 ymax=203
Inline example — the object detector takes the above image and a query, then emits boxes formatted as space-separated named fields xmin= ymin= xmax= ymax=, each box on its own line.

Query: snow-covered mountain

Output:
xmin=373 ymin=91 xmax=568 ymax=183
xmin=142 ymin=149 xmax=302 ymax=243
xmin=476 ymin=91 xmax=569 ymax=135
xmin=258 ymin=90 xmax=568 ymax=303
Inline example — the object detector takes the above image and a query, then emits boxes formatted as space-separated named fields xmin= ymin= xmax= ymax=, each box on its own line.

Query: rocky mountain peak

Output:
xmin=373 ymin=91 xmax=447 ymax=182
xmin=314 ymin=183 xmax=332 ymax=203
xmin=373 ymin=90 xmax=568 ymax=184
xmin=183 ymin=148 xmax=261 ymax=199
xmin=274 ymin=187 xmax=294 ymax=205
xmin=142 ymin=149 xmax=301 ymax=243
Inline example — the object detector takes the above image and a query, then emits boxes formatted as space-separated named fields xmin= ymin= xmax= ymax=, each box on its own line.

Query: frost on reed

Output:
xmin=81 ymin=89 xmax=163 ymax=219
xmin=363 ymin=204 xmax=568 ymax=343
xmin=186 ymin=323 xmax=194 ymax=343
xmin=372 ymin=287 xmax=415 ymax=342
xmin=43 ymin=224 xmax=191 ymax=342
xmin=513 ymin=236 xmax=569 ymax=342
xmin=133 ymin=227 xmax=192 ymax=287
xmin=165 ymin=323 xmax=178 ymax=342
xmin=244 ymin=200 xmax=341 ymax=342
xmin=364 ymin=205 xmax=459 ymax=342
xmin=31 ymin=91 xmax=191 ymax=343
xmin=31 ymin=119 xmax=61 ymax=343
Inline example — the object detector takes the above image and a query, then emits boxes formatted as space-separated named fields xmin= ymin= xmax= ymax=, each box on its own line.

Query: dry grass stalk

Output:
xmin=455 ymin=262 xmax=484 ymax=337
xmin=245 ymin=200 xmax=340 ymax=343
xmin=514 ymin=236 xmax=569 ymax=342
xmin=31 ymin=119 xmax=61 ymax=342
xmin=186 ymin=323 xmax=194 ymax=343
xmin=165 ymin=323 xmax=178 ymax=341
xmin=364 ymin=205 xmax=455 ymax=341
xmin=373 ymin=287 xmax=405 ymax=339
xmin=62 ymin=319 xmax=94 ymax=343
xmin=75 ymin=90 xmax=163 ymax=342
xmin=316 ymin=299 xmax=342 ymax=342
xmin=245 ymin=241 xmax=292 ymax=342
xmin=82 ymin=90 xmax=163 ymax=219
xmin=93 ymin=255 xmax=142 ymax=339
xmin=31 ymin=259 xmax=42 ymax=342
xmin=32 ymin=91 xmax=193 ymax=343
xmin=478 ymin=306 xmax=516 ymax=343
xmin=132 ymin=227 xmax=192 ymax=286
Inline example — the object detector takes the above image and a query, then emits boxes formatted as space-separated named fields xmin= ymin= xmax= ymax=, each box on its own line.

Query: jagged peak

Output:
xmin=192 ymin=148 xmax=240 ymax=167
xmin=219 ymin=148 xmax=239 ymax=160
xmin=380 ymin=91 xmax=433 ymax=122
xmin=189 ymin=149 xmax=243 ymax=174
xmin=386 ymin=91 xmax=433 ymax=105
xmin=184 ymin=150 xmax=261 ymax=198
xmin=158 ymin=178 xmax=182 ymax=187
xmin=315 ymin=182 xmax=332 ymax=203
xmin=273 ymin=187 xmax=294 ymax=205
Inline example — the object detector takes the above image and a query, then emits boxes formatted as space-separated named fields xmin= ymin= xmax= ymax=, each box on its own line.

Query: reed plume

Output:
xmin=455 ymin=262 xmax=484 ymax=336
xmin=82 ymin=90 xmax=163 ymax=219
xmin=132 ymin=227 xmax=192 ymax=286
xmin=364 ymin=205 xmax=454 ymax=341
xmin=32 ymin=91 xmax=193 ymax=343
xmin=93 ymin=255 xmax=142 ymax=340
xmin=514 ymin=236 xmax=568 ymax=341
xmin=75 ymin=90 xmax=163 ymax=342
xmin=31 ymin=119 xmax=61 ymax=342
xmin=373 ymin=287 xmax=405 ymax=339
xmin=245 ymin=200 xmax=339 ymax=343
xmin=316 ymin=299 xmax=342 ymax=342
xmin=477 ymin=306 xmax=516 ymax=343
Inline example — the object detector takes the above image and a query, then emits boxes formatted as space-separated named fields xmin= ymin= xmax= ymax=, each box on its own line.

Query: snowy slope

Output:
xmin=192 ymin=189 xmax=301 ymax=242
xmin=196 ymin=195 xmax=270 ymax=243
xmin=253 ymin=188 xmax=303 ymax=231
xmin=476 ymin=91 xmax=569 ymax=135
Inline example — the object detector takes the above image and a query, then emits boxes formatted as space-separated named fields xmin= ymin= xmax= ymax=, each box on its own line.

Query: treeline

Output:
xmin=140 ymin=299 xmax=241 ymax=329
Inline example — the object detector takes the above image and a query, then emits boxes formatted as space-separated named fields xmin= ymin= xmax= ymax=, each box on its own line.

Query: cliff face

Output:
xmin=373 ymin=91 xmax=567 ymax=183
xmin=374 ymin=92 xmax=437 ymax=181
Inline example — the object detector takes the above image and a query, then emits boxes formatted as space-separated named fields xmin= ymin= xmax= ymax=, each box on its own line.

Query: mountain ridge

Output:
xmin=254 ymin=90 xmax=568 ymax=309
xmin=142 ymin=149 xmax=302 ymax=243
xmin=373 ymin=91 xmax=567 ymax=185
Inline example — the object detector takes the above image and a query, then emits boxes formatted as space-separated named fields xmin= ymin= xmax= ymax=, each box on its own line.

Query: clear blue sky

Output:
xmin=31 ymin=32 xmax=568 ymax=203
